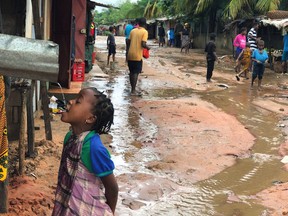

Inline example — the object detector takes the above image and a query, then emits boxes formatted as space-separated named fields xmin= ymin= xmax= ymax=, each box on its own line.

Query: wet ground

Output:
xmin=5 ymin=36 xmax=288 ymax=216
xmin=92 ymin=36 xmax=288 ymax=216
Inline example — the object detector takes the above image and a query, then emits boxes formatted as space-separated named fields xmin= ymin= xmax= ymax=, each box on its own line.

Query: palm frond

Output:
xmin=195 ymin=0 xmax=214 ymax=14
xmin=151 ymin=2 xmax=158 ymax=17
xmin=256 ymin=0 xmax=280 ymax=12
xmin=144 ymin=1 xmax=151 ymax=17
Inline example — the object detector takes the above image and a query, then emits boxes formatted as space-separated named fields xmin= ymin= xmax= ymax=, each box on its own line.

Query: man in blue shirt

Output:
xmin=282 ymin=30 xmax=288 ymax=73
xmin=125 ymin=20 xmax=134 ymax=61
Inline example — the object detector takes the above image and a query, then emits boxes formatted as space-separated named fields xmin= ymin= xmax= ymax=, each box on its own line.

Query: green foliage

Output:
xmin=94 ymin=0 xmax=286 ymax=26
xmin=94 ymin=0 xmax=137 ymax=25
xmin=256 ymin=0 xmax=280 ymax=13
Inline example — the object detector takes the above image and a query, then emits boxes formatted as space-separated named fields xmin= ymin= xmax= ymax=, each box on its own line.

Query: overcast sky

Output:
xmin=94 ymin=0 xmax=138 ymax=11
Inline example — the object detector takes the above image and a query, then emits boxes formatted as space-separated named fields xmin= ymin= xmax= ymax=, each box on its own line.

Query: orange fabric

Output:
xmin=0 ymin=76 xmax=8 ymax=182
xmin=241 ymin=48 xmax=251 ymax=70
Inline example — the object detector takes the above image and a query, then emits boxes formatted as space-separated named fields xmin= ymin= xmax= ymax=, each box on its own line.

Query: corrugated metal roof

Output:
xmin=0 ymin=34 xmax=59 ymax=82
xmin=90 ymin=1 xmax=119 ymax=9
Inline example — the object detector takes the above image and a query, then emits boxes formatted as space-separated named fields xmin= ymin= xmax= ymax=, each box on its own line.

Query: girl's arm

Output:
xmin=101 ymin=174 xmax=119 ymax=214
xmin=233 ymin=35 xmax=239 ymax=47
xmin=252 ymin=58 xmax=261 ymax=64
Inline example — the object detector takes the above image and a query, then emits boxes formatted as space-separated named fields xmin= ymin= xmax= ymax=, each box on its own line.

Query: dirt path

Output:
xmin=3 ymin=36 xmax=288 ymax=215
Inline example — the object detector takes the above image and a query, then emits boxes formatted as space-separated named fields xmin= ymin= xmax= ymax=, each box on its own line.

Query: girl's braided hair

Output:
xmin=88 ymin=88 xmax=114 ymax=134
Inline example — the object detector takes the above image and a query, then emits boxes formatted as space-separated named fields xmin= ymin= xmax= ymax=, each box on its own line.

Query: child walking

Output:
xmin=52 ymin=88 xmax=118 ymax=216
xmin=107 ymin=26 xmax=116 ymax=66
xmin=251 ymin=40 xmax=268 ymax=90
xmin=235 ymin=42 xmax=252 ymax=81
xmin=205 ymin=33 xmax=218 ymax=82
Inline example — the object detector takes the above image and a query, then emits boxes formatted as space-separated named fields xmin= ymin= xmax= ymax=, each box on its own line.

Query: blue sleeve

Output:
xmin=90 ymin=136 xmax=115 ymax=177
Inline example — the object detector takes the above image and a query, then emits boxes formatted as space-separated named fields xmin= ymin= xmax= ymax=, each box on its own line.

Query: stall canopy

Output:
xmin=261 ymin=18 xmax=288 ymax=29
xmin=261 ymin=10 xmax=288 ymax=30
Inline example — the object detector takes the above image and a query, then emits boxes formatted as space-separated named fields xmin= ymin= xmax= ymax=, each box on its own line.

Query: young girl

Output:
xmin=52 ymin=87 xmax=118 ymax=216
xmin=235 ymin=42 xmax=252 ymax=81
xmin=233 ymin=27 xmax=247 ymax=73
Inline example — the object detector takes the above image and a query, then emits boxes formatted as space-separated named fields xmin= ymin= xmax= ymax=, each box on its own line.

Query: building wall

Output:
xmin=72 ymin=0 xmax=86 ymax=61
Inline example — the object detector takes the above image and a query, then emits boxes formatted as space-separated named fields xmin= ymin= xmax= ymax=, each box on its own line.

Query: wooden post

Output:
xmin=31 ymin=0 xmax=52 ymax=141
xmin=41 ymin=82 xmax=52 ymax=140
xmin=27 ymin=83 xmax=36 ymax=157
xmin=19 ymin=89 xmax=27 ymax=175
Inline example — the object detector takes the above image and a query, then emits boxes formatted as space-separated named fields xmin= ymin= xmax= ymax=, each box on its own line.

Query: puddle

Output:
xmin=107 ymin=75 xmax=158 ymax=176
xmin=152 ymin=88 xmax=195 ymax=98
xmin=94 ymin=38 xmax=288 ymax=215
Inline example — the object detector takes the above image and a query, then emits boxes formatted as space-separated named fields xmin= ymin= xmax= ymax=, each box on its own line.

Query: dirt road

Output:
xmin=5 ymin=36 xmax=288 ymax=215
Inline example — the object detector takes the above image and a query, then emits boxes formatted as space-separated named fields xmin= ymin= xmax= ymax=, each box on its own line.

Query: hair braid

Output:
xmin=87 ymin=88 xmax=114 ymax=134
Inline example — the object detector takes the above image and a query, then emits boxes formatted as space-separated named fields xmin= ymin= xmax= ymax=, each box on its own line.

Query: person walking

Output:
xmin=158 ymin=23 xmax=165 ymax=47
xmin=52 ymin=87 xmax=118 ymax=216
xmin=107 ymin=26 xmax=116 ymax=66
xmin=127 ymin=17 xmax=150 ymax=95
xmin=235 ymin=42 xmax=252 ymax=81
xmin=167 ymin=27 xmax=175 ymax=47
xmin=233 ymin=27 xmax=247 ymax=72
xmin=124 ymin=20 xmax=134 ymax=61
xmin=251 ymin=40 xmax=268 ymax=90
xmin=181 ymin=23 xmax=192 ymax=54
xmin=174 ymin=20 xmax=183 ymax=48
xmin=248 ymin=22 xmax=260 ymax=52
xmin=205 ymin=33 xmax=218 ymax=82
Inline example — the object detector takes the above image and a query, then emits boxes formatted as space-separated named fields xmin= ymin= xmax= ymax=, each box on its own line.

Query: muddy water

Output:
xmin=146 ymin=64 xmax=288 ymax=215
xmin=196 ymin=75 xmax=288 ymax=215
xmin=95 ymin=38 xmax=287 ymax=215
xmin=110 ymin=75 xmax=288 ymax=215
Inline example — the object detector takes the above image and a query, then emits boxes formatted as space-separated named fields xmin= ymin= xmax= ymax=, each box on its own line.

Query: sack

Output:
xmin=143 ymin=48 xmax=150 ymax=59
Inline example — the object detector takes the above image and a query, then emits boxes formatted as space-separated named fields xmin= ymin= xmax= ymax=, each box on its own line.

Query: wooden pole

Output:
xmin=19 ymin=89 xmax=27 ymax=175
xmin=27 ymin=83 xmax=36 ymax=157
xmin=31 ymin=0 xmax=52 ymax=141
xmin=41 ymin=82 xmax=52 ymax=140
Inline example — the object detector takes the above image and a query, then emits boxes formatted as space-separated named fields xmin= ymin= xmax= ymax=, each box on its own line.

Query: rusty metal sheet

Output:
xmin=0 ymin=34 xmax=59 ymax=82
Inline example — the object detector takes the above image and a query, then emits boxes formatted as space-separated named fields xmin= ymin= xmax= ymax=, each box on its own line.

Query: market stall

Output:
xmin=261 ymin=10 xmax=288 ymax=73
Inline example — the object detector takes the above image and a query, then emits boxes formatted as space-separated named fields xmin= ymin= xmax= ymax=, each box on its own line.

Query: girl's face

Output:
xmin=61 ymin=88 xmax=97 ymax=127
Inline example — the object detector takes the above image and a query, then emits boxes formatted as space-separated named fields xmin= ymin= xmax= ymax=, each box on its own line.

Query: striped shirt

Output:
xmin=248 ymin=28 xmax=257 ymax=50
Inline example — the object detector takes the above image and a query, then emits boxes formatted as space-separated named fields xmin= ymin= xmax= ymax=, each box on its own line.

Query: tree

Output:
xmin=225 ymin=0 xmax=281 ymax=19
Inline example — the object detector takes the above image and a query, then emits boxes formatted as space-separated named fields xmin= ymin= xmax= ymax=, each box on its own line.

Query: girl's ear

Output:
xmin=86 ymin=115 xmax=97 ymax=124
